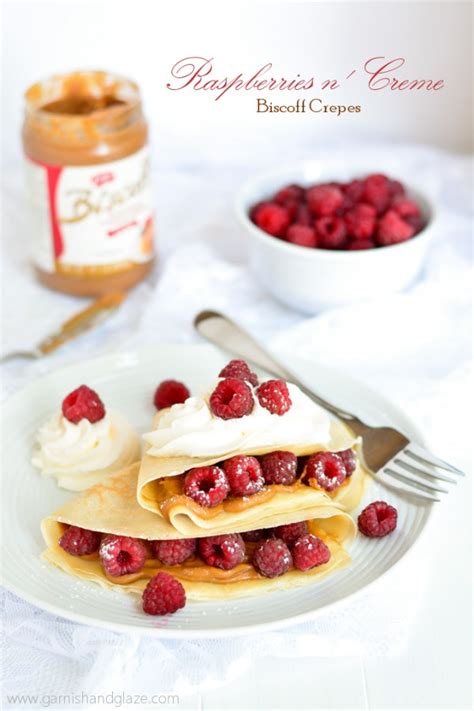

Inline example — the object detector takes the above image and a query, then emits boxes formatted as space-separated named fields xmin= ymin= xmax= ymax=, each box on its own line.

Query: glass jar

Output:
xmin=23 ymin=70 xmax=155 ymax=296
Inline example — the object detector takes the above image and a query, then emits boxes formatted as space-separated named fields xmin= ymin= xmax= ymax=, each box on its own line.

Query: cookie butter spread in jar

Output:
xmin=23 ymin=71 xmax=154 ymax=296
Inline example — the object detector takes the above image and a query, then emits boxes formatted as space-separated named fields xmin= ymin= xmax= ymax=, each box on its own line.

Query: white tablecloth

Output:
xmin=1 ymin=143 xmax=472 ymax=709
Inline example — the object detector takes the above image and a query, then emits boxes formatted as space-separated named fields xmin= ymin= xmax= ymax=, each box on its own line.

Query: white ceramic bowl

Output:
xmin=235 ymin=160 xmax=435 ymax=313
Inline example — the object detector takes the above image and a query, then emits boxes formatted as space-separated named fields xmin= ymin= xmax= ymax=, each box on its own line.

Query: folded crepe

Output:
xmin=41 ymin=464 xmax=357 ymax=600
xmin=138 ymin=445 xmax=366 ymax=537
xmin=138 ymin=387 xmax=368 ymax=535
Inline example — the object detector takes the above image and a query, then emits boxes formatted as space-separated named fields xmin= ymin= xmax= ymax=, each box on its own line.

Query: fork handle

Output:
xmin=194 ymin=310 xmax=366 ymax=430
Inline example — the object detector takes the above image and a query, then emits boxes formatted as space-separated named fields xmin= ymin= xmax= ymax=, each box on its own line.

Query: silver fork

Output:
xmin=194 ymin=310 xmax=464 ymax=503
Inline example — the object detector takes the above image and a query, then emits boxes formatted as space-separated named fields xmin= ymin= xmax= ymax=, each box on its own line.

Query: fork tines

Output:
xmin=383 ymin=442 xmax=464 ymax=502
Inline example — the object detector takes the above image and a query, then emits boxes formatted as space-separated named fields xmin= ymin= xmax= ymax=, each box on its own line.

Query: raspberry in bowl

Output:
xmin=236 ymin=160 xmax=434 ymax=312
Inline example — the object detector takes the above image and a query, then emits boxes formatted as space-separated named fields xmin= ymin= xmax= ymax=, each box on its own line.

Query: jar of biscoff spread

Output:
xmin=23 ymin=70 xmax=154 ymax=296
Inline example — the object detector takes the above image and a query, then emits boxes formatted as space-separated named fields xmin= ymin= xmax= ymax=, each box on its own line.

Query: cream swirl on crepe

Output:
xmin=32 ymin=410 xmax=141 ymax=491
xmin=143 ymin=383 xmax=331 ymax=458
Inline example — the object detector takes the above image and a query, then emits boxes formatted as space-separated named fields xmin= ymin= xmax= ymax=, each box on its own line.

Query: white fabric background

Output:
xmin=1 ymin=142 xmax=472 ymax=708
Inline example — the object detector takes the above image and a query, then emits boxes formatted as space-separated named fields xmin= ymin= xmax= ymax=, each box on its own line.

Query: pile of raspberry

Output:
xmin=150 ymin=525 xmax=332 ymax=581
xmin=182 ymin=447 xmax=357 ymax=509
xmin=209 ymin=359 xmax=292 ymax=420
xmin=58 ymin=494 xmax=399 ymax=617
xmin=250 ymin=174 xmax=425 ymax=250
xmin=151 ymin=359 xmax=294 ymax=421
xmin=58 ymin=522 xmax=331 ymax=616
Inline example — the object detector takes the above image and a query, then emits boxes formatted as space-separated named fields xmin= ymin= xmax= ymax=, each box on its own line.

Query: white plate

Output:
xmin=1 ymin=344 xmax=432 ymax=637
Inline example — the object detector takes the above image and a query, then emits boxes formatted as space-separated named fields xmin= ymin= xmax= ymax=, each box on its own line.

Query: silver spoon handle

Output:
xmin=194 ymin=310 xmax=362 ymax=425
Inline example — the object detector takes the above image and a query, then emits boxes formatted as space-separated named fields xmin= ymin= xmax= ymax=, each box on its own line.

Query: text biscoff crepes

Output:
xmin=41 ymin=464 xmax=357 ymax=600
xmin=138 ymin=382 xmax=368 ymax=536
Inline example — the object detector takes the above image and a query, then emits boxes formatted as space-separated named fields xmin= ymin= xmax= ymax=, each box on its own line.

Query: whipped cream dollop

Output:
xmin=32 ymin=409 xmax=140 ymax=491
xmin=143 ymin=382 xmax=331 ymax=458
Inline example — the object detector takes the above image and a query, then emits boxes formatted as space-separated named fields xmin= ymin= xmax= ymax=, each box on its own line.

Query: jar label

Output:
xmin=25 ymin=147 xmax=154 ymax=275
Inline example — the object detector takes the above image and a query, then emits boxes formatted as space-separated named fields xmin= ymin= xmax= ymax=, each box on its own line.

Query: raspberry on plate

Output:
xmin=315 ymin=216 xmax=347 ymax=249
xmin=59 ymin=525 xmax=101 ymax=556
xmin=358 ymin=501 xmax=398 ymax=538
xmin=198 ymin=533 xmax=246 ymax=570
xmin=306 ymin=185 xmax=344 ymax=216
xmin=286 ymin=224 xmax=318 ymax=248
xmin=99 ymin=535 xmax=147 ymax=577
xmin=338 ymin=448 xmax=357 ymax=476
xmin=273 ymin=521 xmax=309 ymax=548
xmin=154 ymin=380 xmax=190 ymax=410
xmin=252 ymin=538 xmax=292 ymax=578
xmin=222 ymin=455 xmax=265 ymax=497
xmin=218 ymin=359 xmax=258 ymax=387
xmin=377 ymin=210 xmax=415 ymax=246
xmin=253 ymin=202 xmax=291 ymax=237
xmin=305 ymin=452 xmax=346 ymax=492
xmin=259 ymin=450 xmax=298 ymax=485
xmin=62 ymin=385 xmax=105 ymax=424
xmin=183 ymin=466 xmax=230 ymax=507
xmin=151 ymin=538 xmax=196 ymax=566
xmin=293 ymin=534 xmax=331 ymax=571
xmin=142 ymin=572 xmax=186 ymax=615
xmin=209 ymin=378 xmax=254 ymax=420
xmin=256 ymin=380 xmax=292 ymax=416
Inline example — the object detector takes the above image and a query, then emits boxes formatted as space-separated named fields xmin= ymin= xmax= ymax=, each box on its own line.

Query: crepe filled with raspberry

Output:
xmin=138 ymin=364 xmax=368 ymax=532
xmin=41 ymin=464 xmax=356 ymax=601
